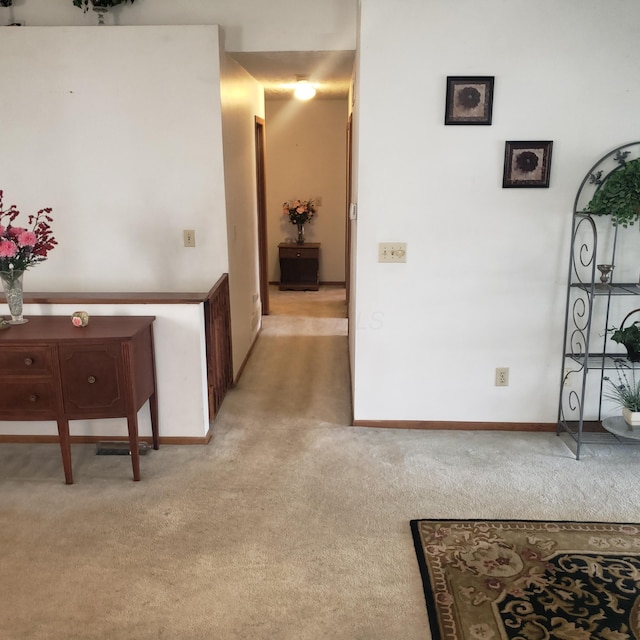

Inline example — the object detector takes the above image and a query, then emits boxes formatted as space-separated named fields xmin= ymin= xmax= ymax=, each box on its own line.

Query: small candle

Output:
xmin=71 ymin=311 xmax=89 ymax=327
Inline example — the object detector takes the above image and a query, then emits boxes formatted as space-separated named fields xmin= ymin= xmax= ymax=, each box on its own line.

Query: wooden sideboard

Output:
xmin=0 ymin=274 xmax=233 ymax=444
xmin=278 ymin=242 xmax=320 ymax=291
xmin=0 ymin=316 xmax=158 ymax=484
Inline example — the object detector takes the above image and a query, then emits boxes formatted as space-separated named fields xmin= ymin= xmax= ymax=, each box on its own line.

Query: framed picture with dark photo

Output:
xmin=444 ymin=76 xmax=494 ymax=125
xmin=502 ymin=141 xmax=553 ymax=188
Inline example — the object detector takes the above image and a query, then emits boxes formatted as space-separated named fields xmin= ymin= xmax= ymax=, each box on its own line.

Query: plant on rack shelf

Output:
xmin=609 ymin=322 xmax=640 ymax=362
xmin=604 ymin=358 xmax=640 ymax=425
xmin=609 ymin=308 xmax=640 ymax=362
xmin=585 ymin=152 xmax=640 ymax=228
xmin=72 ymin=0 xmax=135 ymax=13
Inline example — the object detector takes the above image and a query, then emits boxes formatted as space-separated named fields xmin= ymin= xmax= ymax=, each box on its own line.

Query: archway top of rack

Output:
xmin=574 ymin=141 xmax=640 ymax=216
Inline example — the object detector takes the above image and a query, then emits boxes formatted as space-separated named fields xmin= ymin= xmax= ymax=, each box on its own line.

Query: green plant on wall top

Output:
xmin=585 ymin=152 xmax=640 ymax=228
xmin=72 ymin=0 xmax=135 ymax=12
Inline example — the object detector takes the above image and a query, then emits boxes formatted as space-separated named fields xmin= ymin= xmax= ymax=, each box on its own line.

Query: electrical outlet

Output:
xmin=378 ymin=242 xmax=407 ymax=263
xmin=495 ymin=367 xmax=509 ymax=387
xmin=183 ymin=229 xmax=196 ymax=247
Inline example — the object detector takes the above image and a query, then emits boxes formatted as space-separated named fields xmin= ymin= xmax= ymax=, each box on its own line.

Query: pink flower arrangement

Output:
xmin=283 ymin=199 xmax=317 ymax=225
xmin=0 ymin=190 xmax=57 ymax=273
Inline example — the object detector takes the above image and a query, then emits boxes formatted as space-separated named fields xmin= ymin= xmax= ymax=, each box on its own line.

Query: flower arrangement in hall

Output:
xmin=0 ymin=190 xmax=57 ymax=278
xmin=283 ymin=199 xmax=317 ymax=226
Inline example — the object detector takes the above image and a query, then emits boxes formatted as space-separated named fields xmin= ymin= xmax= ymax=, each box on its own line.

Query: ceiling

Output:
xmin=228 ymin=50 xmax=355 ymax=100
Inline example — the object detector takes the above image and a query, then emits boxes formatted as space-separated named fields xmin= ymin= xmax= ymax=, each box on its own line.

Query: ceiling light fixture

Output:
xmin=294 ymin=79 xmax=316 ymax=101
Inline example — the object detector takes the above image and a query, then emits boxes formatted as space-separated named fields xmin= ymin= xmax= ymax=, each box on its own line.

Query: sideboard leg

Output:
xmin=56 ymin=419 xmax=73 ymax=485
xmin=149 ymin=392 xmax=159 ymax=450
xmin=127 ymin=414 xmax=141 ymax=481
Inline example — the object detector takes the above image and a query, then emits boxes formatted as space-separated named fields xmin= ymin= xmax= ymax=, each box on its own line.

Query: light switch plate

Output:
xmin=378 ymin=242 xmax=407 ymax=263
xmin=183 ymin=229 xmax=196 ymax=247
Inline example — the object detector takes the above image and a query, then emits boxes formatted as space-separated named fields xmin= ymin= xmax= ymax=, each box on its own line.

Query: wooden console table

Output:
xmin=0 ymin=316 xmax=158 ymax=484
xmin=278 ymin=242 xmax=320 ymax=291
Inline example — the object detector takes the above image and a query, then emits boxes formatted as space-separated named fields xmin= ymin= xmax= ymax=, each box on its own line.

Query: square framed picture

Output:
xmin=444 ymin=76 xmax=494 ymax=125
xmin=502 ymin=141 xmax=553 ymax=188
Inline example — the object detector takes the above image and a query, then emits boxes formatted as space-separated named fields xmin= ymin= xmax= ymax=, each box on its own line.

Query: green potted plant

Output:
xmin=585 ymin=154 xmax=640 ymax=228
xmin=604 ymin=359 xmax=640 ymax=426
xmin=610 ymin=322 xmax=640 ymax=362
xmin=72 ymin=0 xmax=135 ymax=13
xmin=610 ymin=309 xmax=640 ymax=362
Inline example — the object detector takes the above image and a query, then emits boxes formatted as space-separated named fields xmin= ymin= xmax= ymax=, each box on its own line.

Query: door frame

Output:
xmin=345 ymin=113 xmax=353 ymax=306
xmin=255 ymin=116 xmax=269 ymax=315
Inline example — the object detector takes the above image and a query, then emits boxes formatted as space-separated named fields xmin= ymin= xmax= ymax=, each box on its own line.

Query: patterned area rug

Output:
xmin=411 ymin=519 xmax=640 ymax=640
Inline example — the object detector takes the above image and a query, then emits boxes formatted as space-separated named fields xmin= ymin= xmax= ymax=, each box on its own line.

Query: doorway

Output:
xmin=261 ymin=99 xmax=349 ymax=312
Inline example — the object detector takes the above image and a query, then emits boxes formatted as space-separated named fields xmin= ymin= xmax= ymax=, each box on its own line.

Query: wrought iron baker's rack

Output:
xmin=557 ymin=141 xmax=640 ymax=459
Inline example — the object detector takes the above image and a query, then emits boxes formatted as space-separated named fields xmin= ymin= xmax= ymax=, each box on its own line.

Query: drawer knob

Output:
xmin=87 ymin=375 xmax=96 ymax=384
xmin=24 ymin=358 xmax=33 ymax=366
xmin=296 ymin=252 xmax=301 ymax=257
xmin=29 ymin=394 xmax=38 ymax=403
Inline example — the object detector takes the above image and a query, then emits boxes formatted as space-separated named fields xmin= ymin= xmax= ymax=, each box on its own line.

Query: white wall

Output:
xmin=348 ymin=6 xmax=361 ymax=387
xmin=0 ymin=25 xmax=227 ymax=293
xmin=265 ymin=100 xmax=348 ymax=283
xmin=219 ymin=49 xmax=265 ymax=377
xmin=0 ymin=0 xmax=357 ymax=52
xmin=352 ymin=0 xmax=640 ymax=423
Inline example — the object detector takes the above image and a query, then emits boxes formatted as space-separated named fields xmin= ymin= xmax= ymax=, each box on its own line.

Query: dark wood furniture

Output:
xmin=203 ymin=275 xmax=233 ymax=419
xmin=278 ymin=242 xmax=320 ymax=291
xmin=0 ymin=316 xmax=158 ymax=484
xmin=6 ymin=274 xmax=233 ymax=428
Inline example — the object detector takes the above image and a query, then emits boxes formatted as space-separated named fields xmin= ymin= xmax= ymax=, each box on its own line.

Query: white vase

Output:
xmin=622 ymin=407 xmax=640 ymax=427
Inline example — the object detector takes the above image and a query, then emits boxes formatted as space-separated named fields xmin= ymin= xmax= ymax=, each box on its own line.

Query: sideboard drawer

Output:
xmin=58 ymin=344 xmax=126 ymax=416
xmin=0 ymin=346 xmax=53 ymax=375
xmin=0 ymin=381 xmax=57 ymax=416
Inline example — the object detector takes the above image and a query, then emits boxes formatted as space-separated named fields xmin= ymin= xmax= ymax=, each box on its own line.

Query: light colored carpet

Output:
xmin=1 ymin=285 xmax=640 ymax=639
